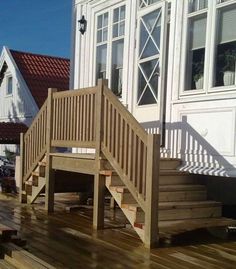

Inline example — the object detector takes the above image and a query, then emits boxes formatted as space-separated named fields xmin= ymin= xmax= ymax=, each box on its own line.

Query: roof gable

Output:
xmin=9 ymin=49 xmax=70 ymax=108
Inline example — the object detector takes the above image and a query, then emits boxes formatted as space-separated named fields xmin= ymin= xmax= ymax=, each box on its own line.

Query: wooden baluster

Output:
xmin=144 ymin=134 xmax=160 ymax=248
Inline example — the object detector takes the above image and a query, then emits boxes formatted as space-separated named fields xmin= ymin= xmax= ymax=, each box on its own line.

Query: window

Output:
xmin=183 ymin=0 xmax=236 ymax=93
xmin=96 ymin=6 xmax=126 ymax=97
xmin=186 ymin=15 xmax=207 ymax=90
xmin=214 ymin=4 xmax=236 ymax=87
xmin=7 ymin=76 xmax=13 ymax=95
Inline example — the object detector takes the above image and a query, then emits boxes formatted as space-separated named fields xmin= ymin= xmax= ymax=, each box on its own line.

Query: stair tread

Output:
xmin=134 ymin=217 xmax=236 ymax=232
xmin=160 ymin=184 xmax=205 ymax=191
xmin=110 ymin=184 xmax=206 ymax=193
xmin=0 ymin=259 xmax=18 ymax=269
xmin=38 ymin=161 xmax=46 ymax=166
xmin=159 ymin=200 xmax=221 ymax=209
xmin=160 ymin=170 xmax=190 ymax=175
xmin=122 ymin=200 xmax=221 ymax=212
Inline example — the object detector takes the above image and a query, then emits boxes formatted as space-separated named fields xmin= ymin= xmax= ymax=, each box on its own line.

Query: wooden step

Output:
xmin=109 ymin=183 xmax=207 ymax=203
xmin=24 ymin=182 xmax=32 ymax=196
xmin=122 ymin=200 xmax=222 ymax=223
xmin=160 ymin=158 xmax=182 ymax=170
xmin=2 ymin=243 xmax=56 ymax=269
xmin=160 ymin=172 xmax=198 ymax=185
xmin=134 ymin=217 xmax=236 ymax=234
xmin=28 ymin=177 xmax=46 ymax=204
xmin=0 ymin=258 xmax=18 ymax=269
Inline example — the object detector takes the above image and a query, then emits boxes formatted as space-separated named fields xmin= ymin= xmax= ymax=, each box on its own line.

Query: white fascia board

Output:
xmin=70 ymin=0 xmax=77 ymax=89
xmin=4 ymin=47 xmax=39 ymax=115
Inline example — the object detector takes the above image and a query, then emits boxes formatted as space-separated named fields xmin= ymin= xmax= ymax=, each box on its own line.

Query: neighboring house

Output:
xmin=71 ymin=0 xmax=236 ymax=179
xmin=0 ymin=46 xmax=70 ymax=155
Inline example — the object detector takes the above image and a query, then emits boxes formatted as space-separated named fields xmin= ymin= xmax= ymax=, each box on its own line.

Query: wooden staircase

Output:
xmin=22 ymin=160 xmax=46 ymax=204
xmin=104 ymin=158 xmax=225 ymax=242
xmin=19 ymin=79 xmax=236 ymax=248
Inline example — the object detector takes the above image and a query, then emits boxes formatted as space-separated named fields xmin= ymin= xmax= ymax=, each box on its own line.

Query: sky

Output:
xmin=0 ymin=0 xmax=72 ymax=58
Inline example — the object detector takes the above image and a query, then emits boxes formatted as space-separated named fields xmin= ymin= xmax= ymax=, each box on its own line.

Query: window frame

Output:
xmin=94 ymin=3 xmax=127 ymax=98
xmin=6 ymin=75 xmax=13 ymax=96
xmin=180 ymin=0 xmax=236 ymax=98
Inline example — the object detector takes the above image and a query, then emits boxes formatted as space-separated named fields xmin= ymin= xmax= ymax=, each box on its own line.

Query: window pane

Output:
xmin=113 ymin=24 xmax=118 ymax=38
xmin=113 ymin=9 xmax=119 ymax=23
xmin=104 ymin=13 xmax=109 ymax=26
xmin=119 ymin=21 xmax=125 ymax=36
xmin=111 ymin=39 xmax=124 ymax=96
xmin=189 ymin=0 xmax=208 ymax=13
xmin=185 ymin=16 xmax=207 ymax=90
xmin=191 ymin=16 xmax=207 ymax=49
xmin=7 ymin=77 xmax=13 ymax=95
xmin=120 ymin=6 xmax=126 ymax=20
xmin=218 ymin=8 xmax=236 ymax=44
xmin=214 ymin=6 xmax=236 ymax=86
xmin=96 ymin=45 xmax=107 ymax=81
xmin=97 ymin=30 xmax=102 ymax=43
xmin=139 ymin=0 xmax=160 ymax=9
xmin=103 ymin=27 xmax=108 ymax=41
xmin=98 ymin=15 xmax=103 ymax=29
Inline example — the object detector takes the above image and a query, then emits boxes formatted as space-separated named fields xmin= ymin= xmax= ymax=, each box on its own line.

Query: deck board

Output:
xmin=0 ymin=193 xmax=236 ymax=268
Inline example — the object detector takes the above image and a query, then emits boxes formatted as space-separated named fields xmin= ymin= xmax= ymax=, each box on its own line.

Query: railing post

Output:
xmin=93 ymin=79 xmax=107 ymax=229
xmin=45 ymin=88 xmax=57 ymax=213
xmin=19 ymin=132 xmax=26 ymax=203
xmin=144 ymin=133 xmax=160 ymax=248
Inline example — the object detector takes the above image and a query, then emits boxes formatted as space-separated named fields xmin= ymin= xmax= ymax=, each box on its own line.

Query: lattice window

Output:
xmin=139 ymin=0 xmax=161 ymax=9
xmin=137 ymin=9 xmax=162 ymax=105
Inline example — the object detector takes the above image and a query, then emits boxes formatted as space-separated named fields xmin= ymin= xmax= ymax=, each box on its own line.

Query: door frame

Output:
xmin=133 ymin=1 xmax=168 ymax=138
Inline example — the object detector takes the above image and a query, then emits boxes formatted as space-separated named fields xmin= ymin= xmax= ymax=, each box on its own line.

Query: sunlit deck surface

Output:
xmin=1 ymin=193 xmax=236 ymax=269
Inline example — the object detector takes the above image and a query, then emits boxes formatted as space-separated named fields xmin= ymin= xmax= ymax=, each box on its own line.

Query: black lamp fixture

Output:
xmin=78 ymin=15 xmax=87 ymax=35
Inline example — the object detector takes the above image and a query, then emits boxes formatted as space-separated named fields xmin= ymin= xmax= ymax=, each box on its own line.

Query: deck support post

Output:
xmin=144 ymin=134 xmax=160 ymax=248
xmin=93 ymin=79 xmax=107 ymax=230
xmin=19 ymin=133 xmax=26 ymax=203
xmin=45 ymin=88 xmax=57 ymax=213
xmin=93 ymin=173 xmax=105 ymax=229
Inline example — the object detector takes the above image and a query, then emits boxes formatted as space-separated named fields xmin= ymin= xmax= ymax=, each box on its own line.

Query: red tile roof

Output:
xmin=0 ymin=122 xmax=28 ymax=144
xmin=10 ymin=50 xmax=70 ymax=108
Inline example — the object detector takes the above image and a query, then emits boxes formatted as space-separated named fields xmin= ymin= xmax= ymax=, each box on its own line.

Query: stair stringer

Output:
xmin=22 ymin=156 xmax=46 ymax=204
xmin=28 ymin=177 xmax=46 ymax=204
xmin=105 ymin=176 xmax=145 ymax=241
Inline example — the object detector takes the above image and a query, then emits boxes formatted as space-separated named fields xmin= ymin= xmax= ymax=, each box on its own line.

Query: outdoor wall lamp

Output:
xmin=78 ymin=15 xmax=87 ymax=35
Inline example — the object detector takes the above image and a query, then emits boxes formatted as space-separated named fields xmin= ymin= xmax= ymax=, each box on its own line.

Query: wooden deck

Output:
xmin=1 ymin=193 xmax=236 ymax=268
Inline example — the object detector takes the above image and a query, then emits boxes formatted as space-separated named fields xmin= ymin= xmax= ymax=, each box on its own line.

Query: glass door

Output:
xmin=133 ymin=1 xmax=168 ymax=133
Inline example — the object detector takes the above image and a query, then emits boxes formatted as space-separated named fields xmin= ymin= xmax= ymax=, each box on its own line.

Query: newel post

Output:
xmin=45 ymin=88 xmax=57 ymax=213
xmin=93 ymin=79 xmax=108 ymax=230
xmin=19 ymin=132 xmax=25 ymax=203
xmin=144 ymin=133 xmax=160 ymax=248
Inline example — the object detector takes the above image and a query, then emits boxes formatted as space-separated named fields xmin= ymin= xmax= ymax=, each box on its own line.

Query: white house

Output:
xmin=0 ymin=46 xmax=70 ymax=155
xmin=71 ymin=0 xmax=236 ymax=179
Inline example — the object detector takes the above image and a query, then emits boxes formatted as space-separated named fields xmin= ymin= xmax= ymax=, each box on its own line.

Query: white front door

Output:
xmin=133 ymin=1 xmax=168 ymax=133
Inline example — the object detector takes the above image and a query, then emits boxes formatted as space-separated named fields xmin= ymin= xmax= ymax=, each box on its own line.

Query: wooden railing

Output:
xmin=51 ymin=87 xmax=96 ymax=148
xmin=20 ymin=79 xmax=160 ymax=247
xmin=22 ymin=100 xmax=48 ymax=181
xmin=101 ymin=84 xmax=160 ymax=246
xmin=102 ymin=87 xmax=148 ymax=209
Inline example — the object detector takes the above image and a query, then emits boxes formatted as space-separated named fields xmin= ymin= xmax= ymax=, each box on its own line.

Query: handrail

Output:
xmin=23 ymin=100 xmax=48 ymax=181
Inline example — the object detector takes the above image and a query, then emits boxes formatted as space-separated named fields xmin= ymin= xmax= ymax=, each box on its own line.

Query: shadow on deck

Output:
xmin=1 ymin=193 xmax=236 ymax=268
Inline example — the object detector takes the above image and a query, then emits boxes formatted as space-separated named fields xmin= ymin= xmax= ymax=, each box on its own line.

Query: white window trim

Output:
xmin=6 ymin=74 xmax=13 ymax=96
xmin=92 ymin=1 xmax=128 ymax=103
xmin=179 ymin=0 xmax=236 ymax=100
